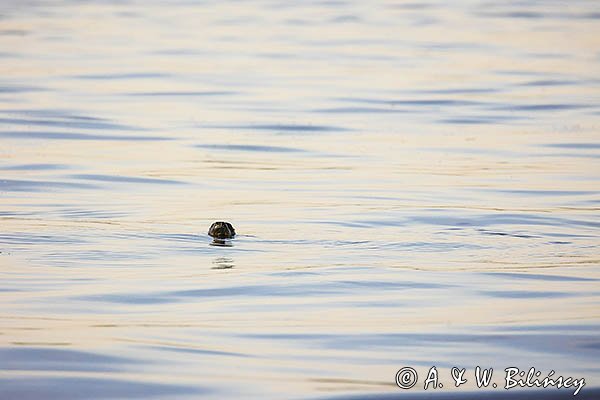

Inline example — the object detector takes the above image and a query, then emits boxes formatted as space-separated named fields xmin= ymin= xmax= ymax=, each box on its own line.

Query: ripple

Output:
xmin=0 ymin=117 xmax=141 ymax=131
xmin=0 ymin=179 xmax=97 ymax=192
xmin=335 ymin=97 xmax=486 ymax=107
xmin=0 ymin=84 xmax=46 ymax=93
xmin=438 ymin=115 xmax=525 ymax=124
xmin=127 ymin=90 xmax=237 ymax=96
xmin=203 ymin=123 xmax=351 ymax=133
xmin=146 ymin=344 xmax=249 ymax=358
xmin=0 ymin=29 xmax=28 ymax=36
xmin=0 ymin=347 xmax=134 ymax=372
xmin=0 ymin=131 xmax=171 ymax=141
xmin=518 ymin=79 xmax=581 ymax=87
xmin=482 ymin=272 xmax=598 ymax=282
xmin=357 ymin=212 xmax=600 ymax=229
xmin=241 ymin=330 xmax=600 ymax=362
xmin=77 ymin=279 xmax=447 ymax=305
xmin=71 ymin=72 xmax=171 ymax=80
xmin=492 ymin=104 xmax=589 ymax=112
xmin=314 ymin=107 xmax=412 ymax=113
xmin=535 ymin=152 xmax=600 ymax=159
xmin=478 ymin=10 xmax=600 ymax=20
xmin=490 ymin=189 xmax=597 ymax=196
xmin=196 ymin=144 xmax=307 ymax=153
xmin=68 ymin=174 xmax=184 ymax=185
xmin=5 ymin=108 xmax=108 ymax=121
xmin=479 ymin=290 xmax=578 ymax=299
xmin=0 ymin=377 xmax=202 ymax=399
xmin=416 ymin=87 xmax=500 ymax=94
xmin=477 ymin=229 xmax=539 ymax=239
xmin=542 ymin=143 xmax=600 ymax=150
xmin=80 ymin=293 xmax=173 ymax=305
xmin=57 ymin=208 xmax=128 ymax=219
xmin=151 ymin=233 xmax=201 ymax=243
xmin=0 ymin=163 xmax=70 ymax=171
xmin=0 ymin=233 xmax=85 ymax=245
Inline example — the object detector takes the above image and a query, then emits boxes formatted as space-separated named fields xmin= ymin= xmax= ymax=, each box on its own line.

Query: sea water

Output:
xmin=0 ymin=1 xmax=599 ymax=399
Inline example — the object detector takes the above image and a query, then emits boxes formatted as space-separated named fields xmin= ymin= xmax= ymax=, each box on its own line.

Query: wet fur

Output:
xmin=208 ymin=221 xmax=236 ymax=239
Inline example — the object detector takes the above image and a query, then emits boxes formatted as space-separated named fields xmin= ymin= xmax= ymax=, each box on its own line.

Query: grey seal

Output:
xmin=208 ymin=221 xmax=236 ymax=239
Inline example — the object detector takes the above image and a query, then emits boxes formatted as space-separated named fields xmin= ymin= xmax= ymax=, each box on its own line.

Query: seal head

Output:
xmin=208 ymin=221 xmax=236 ymax=239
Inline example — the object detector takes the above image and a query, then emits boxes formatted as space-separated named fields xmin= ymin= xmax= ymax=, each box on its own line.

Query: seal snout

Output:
xmin=208 ymin=221 xmax=236 ymax=239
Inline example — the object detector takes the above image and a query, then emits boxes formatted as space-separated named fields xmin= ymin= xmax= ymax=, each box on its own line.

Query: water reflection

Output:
xmin=209 ymin=239 xmax=234 ymax=248
xmin=212 ymin=257 xmax=235 ymax=269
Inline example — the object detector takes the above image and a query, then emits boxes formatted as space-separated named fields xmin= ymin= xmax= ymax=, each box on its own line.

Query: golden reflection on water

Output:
xmin=1 ymin=1 xmax=600 ymax=399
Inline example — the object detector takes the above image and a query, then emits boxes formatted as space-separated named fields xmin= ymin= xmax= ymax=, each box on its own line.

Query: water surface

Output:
xmin=1 ymin=1 xmax=599 ymax=399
